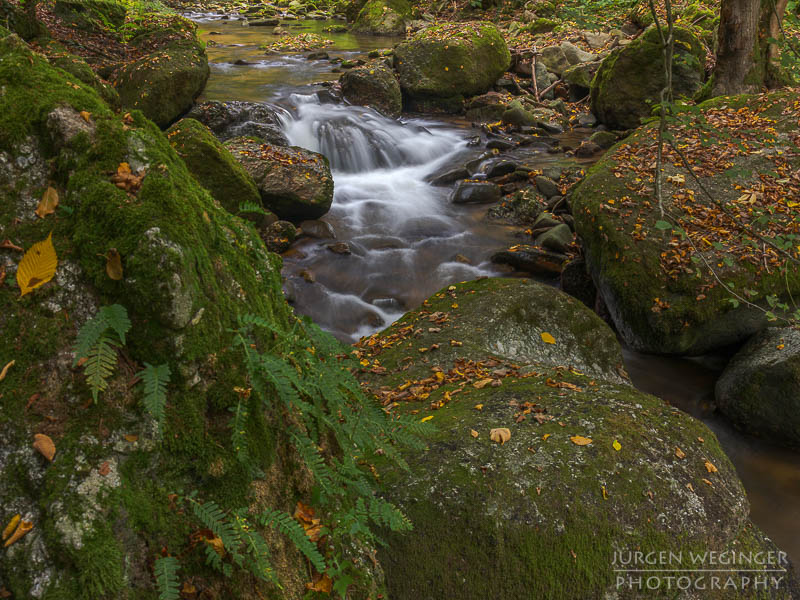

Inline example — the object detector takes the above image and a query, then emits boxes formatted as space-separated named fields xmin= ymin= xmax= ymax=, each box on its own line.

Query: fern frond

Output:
xmin=231 ymin=397 xmax=253 ymax=471
xmin=230 ymin=511 xmax=278 ymax=584
xmin=73 ymin=313 xmax=112 ymax=365
xmin=258 ymin=509 xmax=326 ymax=573
xmin=154 ymin=556 xmax=180 ymax=600
xmin=238 ymin=202 xmax=272 ymax=217
xmin=190 ymin=500 xmax=241 ymax=552
xmin=84 ymin=333 xmax=119 ymax=403
xmin=139 ymin=362 xmax=170 ymax=432
xmin=99 ymin=304 xmax=132 ymax=345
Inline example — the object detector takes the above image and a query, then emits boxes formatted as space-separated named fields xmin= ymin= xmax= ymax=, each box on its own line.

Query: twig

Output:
xmin=539 ymin=79 xmax=562 ymax=97
xmin=647 ymin=0 xmax=674 ymax=218
xmin=531 ymin=47 xmax=540 ymax=101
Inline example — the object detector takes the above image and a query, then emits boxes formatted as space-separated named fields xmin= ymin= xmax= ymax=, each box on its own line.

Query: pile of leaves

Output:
xmin=260 ymin=33 xmax=333 ymax=53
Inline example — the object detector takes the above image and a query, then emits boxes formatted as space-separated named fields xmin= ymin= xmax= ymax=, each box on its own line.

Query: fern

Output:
xmin=138 ymin=362 xmax=170 ymax=432
xmin=154 ymin=556 xmax=180 ymax=600
xmin=238 ymin=202 xmax=272 ymax=218
xmin=73 ymin=304 xmax=132 ymax=402
xmin=190 ymin=499 xmax=241 ymax=552
xmin=258 ymin=509 xmax=326 ymax=573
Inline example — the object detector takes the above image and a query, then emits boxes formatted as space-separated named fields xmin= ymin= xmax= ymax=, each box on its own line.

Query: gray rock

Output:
xmin=540 ymin=44 xmax=569 ymax=75
xmin=299 ymin=219 xmax=336 ymax=239
xmin=585 ymin=31 xmax=613 ymax=49
xmin=535 ymin=176 xmax=560 ymax=198
xmin=491 ymin=244 xmax=566 ymax=276
xmin=486 ymin=160 xmax=517 ymax=179
xmin=716 ymin=327 xmax=800 ymax=447
xmin=589 ymin=129 xmax=619 ymax=148
xmin=536 ymin=223 xmax=573 ymax=253
xmin=576 ymin=112 xmax=598 ymax=127
xmin=427 ymin=166 xmax=470 ymax=186
xmin=561 ymin=41 xmax=596 ymax=65
xmin=450 ymin=181 xmax=502 ymax=204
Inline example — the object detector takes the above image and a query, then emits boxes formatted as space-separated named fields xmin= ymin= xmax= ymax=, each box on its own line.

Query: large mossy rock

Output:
xmin=53 ymin=0 xmax=126 ymax=32
xmin=37 ymin=39 xmax=120 ymax=108
xmin=590 ymin=25 xmax=705 ymax=129
xmin=572 ymin=91 xmax=800 ymax=355
xmin=393 ymin=22 xmax=511 ymax=113
xmin=340 ymin=62 xmax=402 ymax=117
xmin=166 ymin=118 xmax=266 ymax=217
xmin=114 ymin=20 xmax=209 ymax=128
xmin=0 ymin=30 xmax=317 ymax=599
xmin=0 ymin=0 xmax=45 ymax=40
xmin=186 ymin=100 xmax=290 ymax=145
xmin=224 ymin=136 xmax=334 ymax=221
xmin=351 ymin=0 xmax=410 ymax=35
xmin=356 ymin=278 xmax=797 ymax=599
xmin=716 ymin=327 xmax=800 ymax=447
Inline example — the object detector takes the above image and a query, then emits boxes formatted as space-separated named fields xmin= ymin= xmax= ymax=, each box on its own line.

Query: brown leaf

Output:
xmin=489 ymin=428 xmax=511 ymax=444
xmin=0 ymin=239 xmax=24 ymax=252
xmin=0 ymin=360 xmax=14 ymax=382
xmin=105 ymin=249 xmax=123 ymax=280
xmin=293 ymin=501 xmax=315 ymax=524
xmin=80 ymin=111 xmax=91 ymax=123
xmin=470 ymin=429 xmax=479 ymax=438
xmin=675 ymin=447 xmax=686 ymax=460
xmin=205 ymin=536 xmax=225 ymax=556
xmin=704 ymin=460 xmax=718 ymax=473
xmin=35 ymin=187 xmax=59 ymax=219
xmin=306 ymin=573 xmax=332 ymax=594
xmin=473 ymin=378 xmax=493 ymax=389
xmin=570 ymin=435 xmax=593 ymax=446
xmin=124 ymin=434 xmax=139 ymax=442
xmin=33 ymin=433 xmax=55 ymax=461
xmin=98 ymin=461 xmax=110 ymax=476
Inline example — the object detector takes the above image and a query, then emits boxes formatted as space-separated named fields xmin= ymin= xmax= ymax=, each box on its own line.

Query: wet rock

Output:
xmin=534 ymin=175 xmax=559 ymax=198
xmin=560 ymin=256 xmax=597 ymax=308
xmin=340 ymin=62 xmax=402 ymax=117
xmin=491 ymin=244 xmax=566 ymax=276
xmin=427 ymin=166 xmax=469 ymax=186
xmin=576 ymin=112 xmax=598 ymax=127
xmin=394 ymin=22 xmax=511 ymax=112
xmin=589 ymin=129 xmax=619 ymax=149
xmin=187 ymin=100 xmax=288 ymax=144
xmin=562 ymin=61 xmax=600 ymax=93
xmin=485 ymin=160 xmax=517 ymax=179
xmin=450 ymin=181 xmax=502 ymax=204
xmin=225 ymin=136 xmax=334 ymax=221
xmin=261 ymin=220 xmax=297 ymax=253
xmin=306 ymin=50 xmax=330 ymax=60
xmin=535 ymin=223 xmax=573 ymax=253
xmin=248 ymin=17 xmax=280 ymax=25
xmin=327 ymin=241 xmax=352 ymax=254
xmin=575 ymin=140 xmax=602 ymax=157
xmin=716 ymin=327 xmax=800 ymax=447
xmin=299 ymin=219 xmax=336 ymax=239
xmin=485 ymin=138 xmax=514 ymax=151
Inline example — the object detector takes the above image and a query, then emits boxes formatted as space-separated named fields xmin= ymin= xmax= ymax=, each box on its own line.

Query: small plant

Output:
xmin=73 ymin=304 xmax=131 ymax=402
xmin=153 ymin=556 xmax=180 ymax=600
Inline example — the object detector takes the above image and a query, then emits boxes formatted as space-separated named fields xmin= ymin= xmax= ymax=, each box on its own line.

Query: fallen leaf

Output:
xmin=675 ymin=447 xmax=686 ymax=459
xmin=540 ymin=332 xmax=556 ymax=344
xmin=473 ymin=404 xmax=483 ymax=411
xmin=35 ymin=187 xmax=59 ymax=219
xmin=489 ymin=428 xmax=511 ymax=444
xmin=33 ymin=433 xmax=55 ymax=461
xmin=3 ymin=520 xmax=32 ymax=547
xmin=420 ymin=415 xmax=433 ymax=423
xmin=124 ymin=434 xmax=139 ymax=442
xmin=473 ymin=378 xmax=493 ymax=389
xmin=181 ymin=581 xmax=197 ymax=595
xmin=0 ymin=360 xmax=14 ymax=382
xmin=205 ymin=536 xmax=225 ymax=556
xmin=306 ymin=573 xmax=332 ymax=594
xmin=293 ymin=501 xmax=315 ymax=524
xmin=0 ymin=239 xmax=23 ymax=252
xmin=570 ymin=435 xmax=592 ymax=446
xmin=701 ymin=478 xmax=713 ymax=487
xmin=704 ymin=460 xmax=718 ymax=473
xmin=602 ymin=485 xmax=608 ymax=500
xmin=17 ymin=232 xmax=58 ymax=297
xmin=98 ymin=461 xmax=110 ymax=476
xmin=686 ymin=482 xmax=694 ymax=492
xmin=80 ymin=111 xmax=91 ymax=122
xmin=612 ymin=439 xmax=621 ymax=451
xmin=542 ymin=433 xmax=551 ymax=441
xmin=470 ymin=429 xmax=479 ymax=438
xmin=2 ymin=515 xmax=20 ymax=541
xmin=105 ymin=249 xmax=123 ymax=281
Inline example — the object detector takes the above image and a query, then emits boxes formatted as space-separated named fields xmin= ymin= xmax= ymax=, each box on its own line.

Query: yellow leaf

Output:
xmin=540 ymin=332 xmax=556 ymax=344
xmin=17 ymin=232 xmax=58 ymax=297
xmin=306 ymin=574 xmax=332 ymax=594
xmin=118 ymin=162 xmax=132 ymax=175
xmin=420 ymin=415 xmax=434 ymax=423
xmin=0 ymin=360 xmax=14 ymax=382
xmin=473 ymin=378 xmax=493 ymax=389
xmin=435 ymin=371 xmax=445 ymax=382
xmin=704 ymin=460 xmax=718 ymax=473
xmin=35 ymin=187 xmax=59 ymax=219
xmin=675 ymin=447 xmax=686 ymax=459
xmin=701 ymin=478 xmax=713 ymax=487
xmin=470 ymin=429 xmax=479 ymax=438
xmin=3 ymin=520 xmax=32 ymax=547
xmin=2 ymin=514 xmax=20 ymax=541
xmin=490 ymin=428 xmax=511 ymax=444
xmin=570 ymin=435 xmax=592 ymax=446
xmin=474 ymin=404 xmax=483 ymax=411
xmin=124 ymin=434 xmax=139 ymax=442
xmin=105 ymin=249 xmax=123 ymax=281
xmin=205 ymin=536 xmax=225 ymax=556
xmin=612 ymin=439 xmax=621 ymax=451
xmin=80 ymin=111 xmax=91 ymax=122
xmin=33 ymin=433 xmax=56 ymax=461
xmin=542 ymin=433 xmax=551 ymax=441
xmin=601 ymin=485 xmax=608 ymax=500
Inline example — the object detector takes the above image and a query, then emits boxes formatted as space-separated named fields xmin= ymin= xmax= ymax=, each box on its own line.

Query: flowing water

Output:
xmin=193 ymin=16 xmax=800 ymax=564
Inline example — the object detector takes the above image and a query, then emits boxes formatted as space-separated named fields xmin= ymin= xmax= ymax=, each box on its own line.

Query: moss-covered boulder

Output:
xmin=393 ymin=22 xmax=511 ymax=113
xmin=113 ymin=24 xmax=209 ymax=128
xmin=716 ymin=327 xmax=800 ymax=447
xmin=590 ymin=25 xmax=705 ymax=130
xmin=340 ymin=62 xmax=402 ymax=117
xmin=224 ymin=136 xmax=334 ymax=221
xmin=0 ymin=29 xmax=321 ymax=599
xmin=355 ymin=279 xmax=798 ymax=599
xmin=0 ymin=0 xmax=45 ymax=40
xmin=572 ymin=91 xmax=800 ymax=355
xmin=53 ymin=0 xmax=126 ymax=32
xmin=187 ymin=100 xmax=290 ymax=146
xmin=166 ymin=118 xmax=268 ymax=219
xmin=351 ymin=0 xmax=410 ymax=35
xmin=36 ymin=39 xmax=120 ymax=108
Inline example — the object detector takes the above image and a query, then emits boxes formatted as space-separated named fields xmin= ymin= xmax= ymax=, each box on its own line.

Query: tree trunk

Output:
xmin=712 ymin=0 xmax=788 ymax=95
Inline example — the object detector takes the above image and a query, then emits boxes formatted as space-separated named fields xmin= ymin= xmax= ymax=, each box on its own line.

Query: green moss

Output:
xmin=352 ymin=0 xmax=410 ymax=34
xmin=524 ymin=17 xmax=558 ymax=34
xmin=166 ymin=118 xmax=263 ymax=215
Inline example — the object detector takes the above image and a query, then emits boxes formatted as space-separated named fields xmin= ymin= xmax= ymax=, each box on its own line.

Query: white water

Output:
xmin=278 ymin=95 xmax=507 ymax=341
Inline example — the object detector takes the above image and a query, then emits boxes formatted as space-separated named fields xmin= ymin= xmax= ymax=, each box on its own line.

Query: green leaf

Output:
xmin=138 ymin=362 xmax=170 ymax=433
xmin=154 ymin=556 xmax=180 ymax=600
xmin=655 ymin=220 xmax=672 ymax=230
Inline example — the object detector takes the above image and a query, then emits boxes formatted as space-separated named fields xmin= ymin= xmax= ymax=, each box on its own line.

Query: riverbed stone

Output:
xmin=352 ymin=0 xmax=410 ymax=34
xmin=491 ymin=244 xmax=566 ymax=276
xmin=536 ymin=222 xmax=573 ymax=252
xmin=340 ymin=62 xmax=402 ymax=117
xmin=393 ymin=22 xmax=511 ymax=112
xmin=534 ymin=175 xmax=560 ymax=198
xmin=355 ymin=278 xmax=797 ymax=599
xmin=716 ymin=327 xmax=800 ymax=447
xmin=186 ymin=100 xmax=289 ymax=145
xmin=540 ymin=44 xmax=570 ymax=75
xmin=590 ymin=25 xmax=705 ymax=130
xmin=225 ymin=136 xmax=334 ymax=221
xmin=450 ymin=180 xmax=501 ymax=204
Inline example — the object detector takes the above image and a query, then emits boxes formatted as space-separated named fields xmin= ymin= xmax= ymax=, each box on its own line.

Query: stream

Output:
xmin=192 ymin=15 xmax=800 ymax=564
